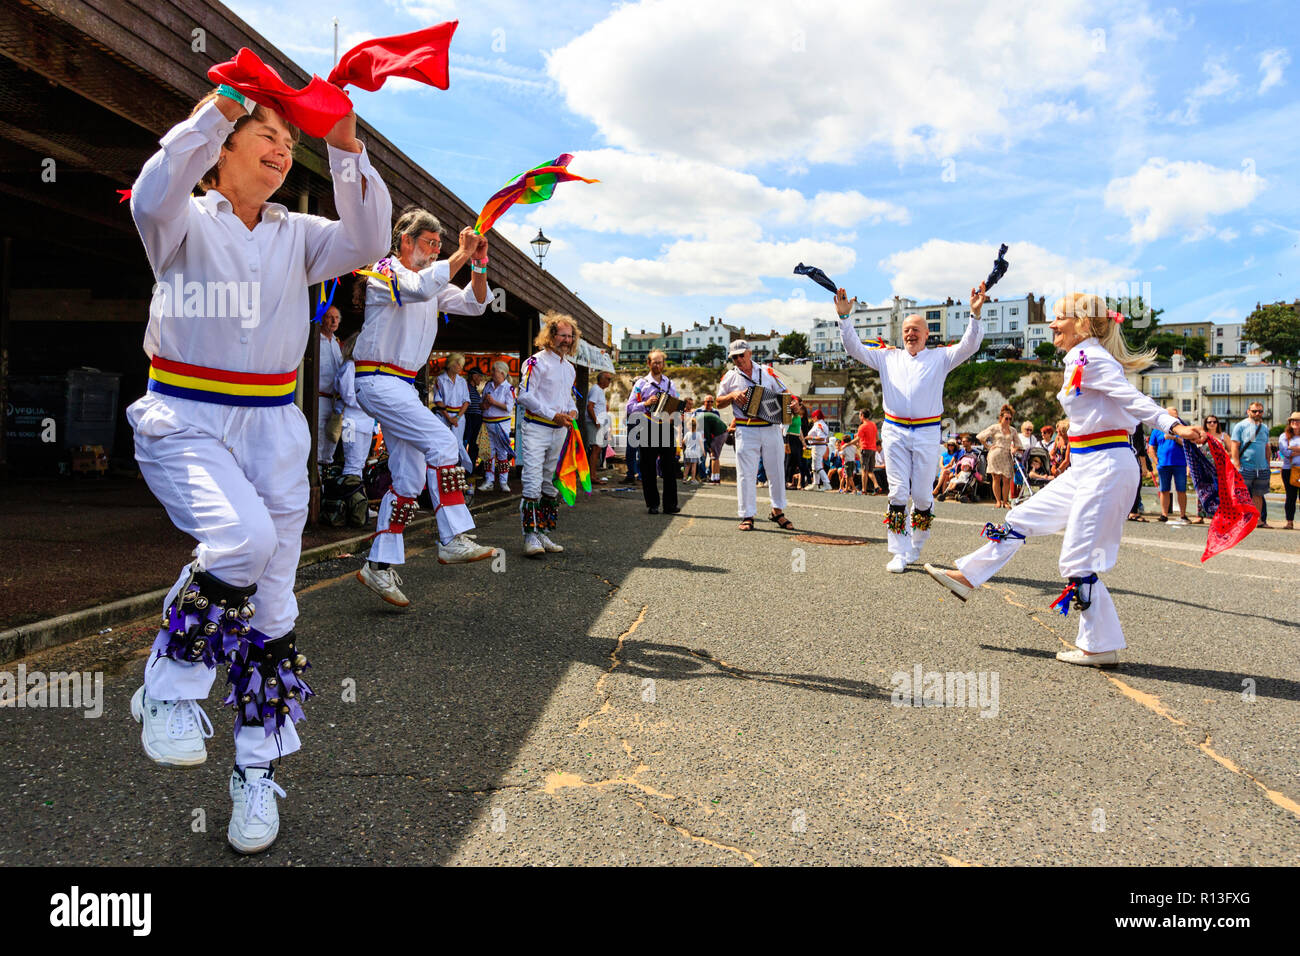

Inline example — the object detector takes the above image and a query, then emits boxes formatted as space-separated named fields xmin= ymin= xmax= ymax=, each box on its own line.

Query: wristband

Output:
xmin=837 ymin=313 xmax=850 ymax=320
xmin=471 ymin=265 xmax=487 ymax=275
xmin=216 ymin=84 xmax=256 ymax=115
xmin=471 ymin=256 xmax=489 ymax=267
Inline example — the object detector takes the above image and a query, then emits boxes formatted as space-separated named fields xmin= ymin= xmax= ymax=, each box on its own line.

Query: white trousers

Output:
xmin=340 ymin=407 xmax=374 ymax=478
xmin=954 ymin=447 xmax=1137 ymax=653
xmin=129 ymin=392 xmax=308 ymax=765
xmin=811 ymin=447 xmax=829 ymax=488
xmin=735 ymin=424 xmax=788 ymax=518
xmin=357 ymin=375 xmax=473 ymax=561
xmin=883 ymin=423 xmax=941 ymax=560
xmin=520 ymin=419 xmax=567 ymax=501
xmin=316 ymin=401 xmax=338 ymax=466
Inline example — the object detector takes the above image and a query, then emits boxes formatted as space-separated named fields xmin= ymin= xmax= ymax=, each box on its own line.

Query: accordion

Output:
xmin=652 ymin=391 xmax=682 ymax=417
xmin=741 ymin=385 xmax=783 ymax=425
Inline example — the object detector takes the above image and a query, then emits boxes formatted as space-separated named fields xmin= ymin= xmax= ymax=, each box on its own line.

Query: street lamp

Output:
xmin=531 ymin=229 xmax=551 ymax=269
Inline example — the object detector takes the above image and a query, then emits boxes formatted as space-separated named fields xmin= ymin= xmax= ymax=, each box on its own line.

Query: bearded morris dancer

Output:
xmin=517 ymin=312 xmax=579 ymax=557
xmin=478 ymin=360 xmax=516 ymax=492
xmin=926 ymin=294 xmax=1204 ymax=667
xmin=838 ymin=283 xmax=987 ymax=571
xmin=127 ymin=86 xmax=391 ymax=854
xmin=353 ymin=209 xmax=497 ymax=609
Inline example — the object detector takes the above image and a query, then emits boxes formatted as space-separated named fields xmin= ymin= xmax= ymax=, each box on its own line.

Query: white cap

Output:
xmin=728 ymin=339 xmax=749 ymax=358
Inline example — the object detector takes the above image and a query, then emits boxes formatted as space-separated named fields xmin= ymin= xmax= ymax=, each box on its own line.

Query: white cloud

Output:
xmin=878 ymin=240 xmax=1137 ymax=303
xmin=546 ymin=0 xmax=1151 ymax=169
xmin=1165 ymin=59 xmax=1239 ymax=124
xmin=723 ymin=295 xmax=831 ymax=334
xmin=1258 ymin=48 xmax=1290 ymax=94
xmin=580 ymin=238 xmax=855 ymax=297
xmin=1104 ymin=158 xmax=1265 ymax=243
xmin=492 ymin=219 xmax=572 ymax=259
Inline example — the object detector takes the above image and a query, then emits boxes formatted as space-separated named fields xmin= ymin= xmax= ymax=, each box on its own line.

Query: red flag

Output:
xmin=208 ymin=48 xmax=353 ymax=138
xmin=1201 ymin=435 xmax=1259 ymax=561
xmin=329 ymin=22 xmax=458 ymax=92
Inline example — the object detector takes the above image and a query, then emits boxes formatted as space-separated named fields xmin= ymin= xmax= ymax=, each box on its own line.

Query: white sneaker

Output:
xmin=356 ymin=563 xmax=409 ymax=607
xmin=227 ymin=766 xmax=286 ymax=854
xmin=438 ymin=533 xmax=497 ymax=565
xmin=497 ymin=478 xmax=511 ymax=492
xmin=477 ymin=477 xmax=496 ymax=491
xmin=1055 ymin=648 xmax=1119 ymax=668
xmin=523 ymin=533 xmax=546 ymax=557
xmin=924 ymin=563 xmax=973 ymax=602
xmin=1168 ymin=516 xmax=1188 ymax=526
xmin=886 ymin=555 xmax=907 ymax=573
xmin=538 ymin=532 xmax=565 ymax=553
xmin=131 ymin=686 xmax=213 ymax=767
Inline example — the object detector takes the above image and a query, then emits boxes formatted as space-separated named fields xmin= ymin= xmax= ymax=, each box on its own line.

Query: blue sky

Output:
xmin=229 ymin=0 xmax=1299 ymax=344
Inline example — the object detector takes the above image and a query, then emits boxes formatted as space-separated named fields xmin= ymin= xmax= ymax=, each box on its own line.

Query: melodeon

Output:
xmin=652 ymin=391 xmax=682 ymax=417
xmin=741 ymin=385 xmax=784 ymax=425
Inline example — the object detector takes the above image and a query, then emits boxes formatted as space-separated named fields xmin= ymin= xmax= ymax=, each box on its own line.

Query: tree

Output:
xmin=696 ymin=342 xmax=726 ymax=366
xmin=1106 ymin=295 xmax=1163 ymax=351
xmin=778 ymin=332 xmax=810 ymax=359
xmin=1147 ymin=333 xmax=1207 ymax=364
xmin=1035 ymin=341 xmax=1061 ymax=364
xmin=1244 ymin=302 xmax=1300 ymax=360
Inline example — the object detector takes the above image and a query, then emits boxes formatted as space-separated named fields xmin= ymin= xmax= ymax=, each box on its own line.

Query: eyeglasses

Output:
xmin=417 ymin=235 xmax=441 ymax=251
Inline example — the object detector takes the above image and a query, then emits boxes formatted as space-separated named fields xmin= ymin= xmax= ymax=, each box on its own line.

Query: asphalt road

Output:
xmin=2 ymin=482 xmax=1297 ymax=866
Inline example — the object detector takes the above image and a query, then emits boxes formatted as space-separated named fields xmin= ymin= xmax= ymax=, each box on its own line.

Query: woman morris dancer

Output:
xmin=128 ymin=85 xmax=391 ymax=851
xmin=924 ymin=293 xmax=1203 ymax=667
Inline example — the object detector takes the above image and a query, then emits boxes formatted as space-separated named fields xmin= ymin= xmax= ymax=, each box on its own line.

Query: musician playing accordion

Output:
xmin=716 ymin=340 xmax=795 ymax=531
xmin=625 ymin=349 xmax=681 ymax=514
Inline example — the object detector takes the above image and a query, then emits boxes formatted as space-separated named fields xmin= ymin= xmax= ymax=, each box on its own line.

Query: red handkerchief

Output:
xmin=328 ymin=22 xmax=458 ymax=92
xmin=208 ymin=48 xmax=353 ymax=138
xmin=1202 ymin=435 xmax=1259 ymax=561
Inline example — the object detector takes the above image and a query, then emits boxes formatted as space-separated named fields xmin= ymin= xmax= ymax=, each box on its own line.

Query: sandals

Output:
xmin=739 ymin=516 xmax=755 ymax=531
xmin=770 ymin=510 xmax=795 ymax=530
xmin=1127 ymin=513 xmax=1147 ymax=522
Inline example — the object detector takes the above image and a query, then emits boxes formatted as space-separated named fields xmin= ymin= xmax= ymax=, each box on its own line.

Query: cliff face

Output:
xmin=601 ymin=362 xmax=1066 ymax=433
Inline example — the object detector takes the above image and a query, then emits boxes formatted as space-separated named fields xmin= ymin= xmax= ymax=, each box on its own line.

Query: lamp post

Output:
xmin=531 ymin=229 xmax=551 ymax=270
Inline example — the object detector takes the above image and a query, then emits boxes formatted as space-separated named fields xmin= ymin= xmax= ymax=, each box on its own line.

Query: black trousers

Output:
xmin=1284 ymin=465 xmax=1298 ymax=523
xmin=785 ymin=434 xmax=804 ymax=484
xmin=638 ymin=444 xmax=679 ymax=511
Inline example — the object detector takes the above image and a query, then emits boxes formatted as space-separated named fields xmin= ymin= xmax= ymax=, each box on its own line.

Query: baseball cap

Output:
xmin=728 ymin=340 xmax=749 ymax=358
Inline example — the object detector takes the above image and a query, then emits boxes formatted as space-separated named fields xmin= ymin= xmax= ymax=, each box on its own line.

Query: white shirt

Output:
xmin=434 ymin=372 xmax=469 ymax=412
xmin=717 ymin=362 xmax=788 ymax=422
xmin=1060 ymin=338 xmax=1178 ymax=437
xmin=481 ymin=379 xmax=515 ymax=420
xmin=132 ymin=100 xmax=391 ymax=375
xmin=588 ymin=382 xmax=608 ymax=425
xmin=353 ymin=258 xmax=491 ymax=371
xmin=807 ymin=420 xmax=830 ymax=445
xmin=839 ymin=315 xmax=983 ymax=421
xmin=336 ymin=361 xmax=362 ymax=412
xmin=319 ymin=334 xmax=343 ymax=395
xmin=517 ymin=349 xmax=577 ymax=423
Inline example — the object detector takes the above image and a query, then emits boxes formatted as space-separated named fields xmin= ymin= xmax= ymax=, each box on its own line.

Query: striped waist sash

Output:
xmin=147 ymin=357 xmax=296 ymax=407
xmin=734 ymin=417 xmax=777 ymax=427
xmin=524 ymin=412 xmax=562 ymax=428
xmin=1069 ymin=429 xmax=1131 ymax=453
xmin=885 ymin=412 xmax=942 ymax=429
xmin=354 ymin=360 xmax=418 ymax=383
xmin=483 ymin=415 xmax=511 ymax=424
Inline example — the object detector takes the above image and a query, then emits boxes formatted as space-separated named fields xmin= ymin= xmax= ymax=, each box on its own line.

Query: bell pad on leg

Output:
xmin=224 ymin=630 xmax=314 ymax=739
xmin=435 ymin=465 xmax=469 ymax=507
xmin=884 ymin=504 xmax=908 ymax=535
xmin=153 ymin=571 xmax=257 ymax=670
xmin=911 ymin=507 xmax=933 ymax=531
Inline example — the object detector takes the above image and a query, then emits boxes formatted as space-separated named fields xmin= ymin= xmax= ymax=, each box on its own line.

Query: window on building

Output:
xmin=1182 ymin=377 xmax=1193 ymax=391
xmin=1211 ymin=373 xmax=1229 ymax=393
xmin=926 ymin=310 xmax=940 ymax=320
xmin=987 ymin=309 xmax=998 ymax=317
xmin=1148 ymin=377 xmax=1162 ymax=396
xmin=1245 ymin=372 xmax=1265 ymax=393
xmin=1010 ymin=308 xmax=1018 ymax=315
xmin=1009 ymin=322 xmax=1018 ymax=331
xmin=928 ymin=322 xmax=940 ymax=332
xmin=1216 ymin=343 xmax=1224 ymax=355
xmin=1182 ymin=399 xmax=1193 ymax=413
xmin=1213 ymin=398 xmax=1230 ymax=417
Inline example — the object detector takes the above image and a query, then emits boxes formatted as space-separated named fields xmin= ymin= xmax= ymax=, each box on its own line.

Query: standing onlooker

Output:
xmin=697 ymin=394 xmax=728 ymax=484
xmin=1279 ymin=412 xmax=1300 ymax=530
xmin=1128 ymin=422 xmax=1150 ymax=521
xmin=839 ymin=435 xmax=859 ymax=494
xmin=586 ymin=370 xmax=612 ymax=484
xmin=464 ymin=368 xmax=484 ymax=465
xmin=784 ymin=396 xmax=806 ymax=488
xmin=1230 ymin=401 xmax=1273 ymax=528
xmin=1147 ymin=406 xmax=1189 ymax=524
xmin=1190 ymin=415 xmax=1227 ymax=523
xmin=1049 ymin=419 xmax=1071 ymax=477
xmin=854 ymin=411 xmax=882 ymax=494
xmin=682 ymin=416 xmax=703 ymax=483
xmin=978 ymin=404 xmax=1018 ymax=508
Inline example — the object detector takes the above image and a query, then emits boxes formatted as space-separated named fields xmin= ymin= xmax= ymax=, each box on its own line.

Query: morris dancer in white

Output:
xmin=478 ymin=360 xmax=516 ymax=492
xmin=127 ymin=86 xmax=391 ymax=854
xmin=353 ymin=209 xmax=497 ymax=608
xmin=716 ymin=340 xmax=794 ymax=531
xmin=434 ymin=352 xmax=470 ymax=449
xmin=926 ymin=294 xmax=1203 ymax=667
xmin=517 ymin=312 xmax=579 ymax=557
xmin=838 ymin=283 xmax=987 ymax=571
xmin=316 ymin=305 xmax=344 ymax=470
xmin=807 ymin=410 xmax=831 ymax=490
